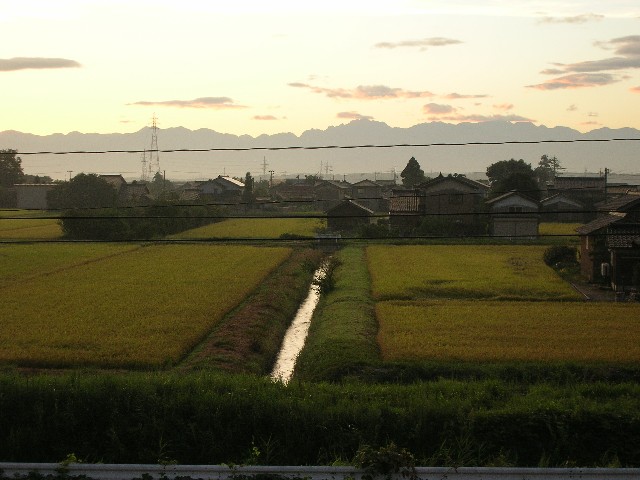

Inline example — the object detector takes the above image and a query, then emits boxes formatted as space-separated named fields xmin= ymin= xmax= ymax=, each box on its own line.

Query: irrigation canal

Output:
xmin=270 ymin=263 xmax=326 ymax=384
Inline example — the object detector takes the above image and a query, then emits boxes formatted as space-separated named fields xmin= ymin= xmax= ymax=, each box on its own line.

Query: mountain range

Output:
xmin=2 ymin=120 xmax=639 ymax=182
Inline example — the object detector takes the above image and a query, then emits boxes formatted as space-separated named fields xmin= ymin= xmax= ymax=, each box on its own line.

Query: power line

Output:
xmin=14 ymin=137 xmax=640 ymax=156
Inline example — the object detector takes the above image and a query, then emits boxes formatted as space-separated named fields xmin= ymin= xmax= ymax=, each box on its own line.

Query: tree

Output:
xmin=242 ymin=172 xmax=255 ymax=204
xmin=400 ymin=157 xmax=427 ymax=187
xmin=48 ymin=173 xmax=118 ymax=209
xmin=0 ymin=149 xmax=24 ymax=188
xmin=486 ymin=158 xmax=541 ymax=200
xmin=535 ymin=154 xmax=564 ymax=185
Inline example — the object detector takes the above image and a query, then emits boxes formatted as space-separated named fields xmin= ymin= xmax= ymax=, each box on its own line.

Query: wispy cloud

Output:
xmin=530 ymin=36 xmax=640 ymax=89
xmin=631 ymin=86 xmax=640 ymax=93
xmin=129 ymin=97 xmax=247 ymax=109
xmin=374 ymin=37 xmax=462 ymax=51
xmin=0 ymin=57 xmax=81 ymax=71
xmin=423 ymin=103 xmax=457 ymax=115
xmin=567 ymin=104 xmax=578 ymax=111
xmin=289 ymin=82 xmax=434 ymax=99
xmin=443 ymin=92 xmax=489 ymax=100
xmin=537 ymin=13 xmax=604 ymax=24
xmin=337 ymin=111 xmax=374 ymax=120
xmin=253 ymin=115 xmax=278 ymax=121
xmin=527 ymin=73 xmax=621 ymax=90
xmin=493 ymin=103 xmax=514 ymax=111
xmin=427 ymin=113 xmax=535 ymax=123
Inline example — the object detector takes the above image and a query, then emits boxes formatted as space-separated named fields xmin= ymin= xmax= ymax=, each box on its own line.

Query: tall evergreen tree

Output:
xmin=400 ymin=157 xmax=427 ymax=187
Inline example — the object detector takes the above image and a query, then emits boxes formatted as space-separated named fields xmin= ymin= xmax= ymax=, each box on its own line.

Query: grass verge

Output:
xmin=294 ymin=246 xmax=380 ymax=382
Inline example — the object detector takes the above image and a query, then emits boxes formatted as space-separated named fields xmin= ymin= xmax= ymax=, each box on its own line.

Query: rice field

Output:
xmin=170 ymin=217 xmax=325 ymax=239
xmin=0 ymin=211 xmax=62 ymax=240
xmin=0 ymin=243 xmax=140 ymax=288
xmin=377 ymin=300 xmax=640 ymax=363
xmin=366 ymin=245 xmax=581 ymax=301
xmin=0 ymin=244 xmax=291 ymax=368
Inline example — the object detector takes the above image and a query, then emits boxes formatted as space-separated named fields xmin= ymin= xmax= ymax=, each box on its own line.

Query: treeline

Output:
xmin=60 ymin=203 xmax=220 ymax=240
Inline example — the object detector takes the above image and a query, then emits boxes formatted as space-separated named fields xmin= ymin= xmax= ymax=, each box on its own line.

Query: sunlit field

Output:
xmin=539 ymin=223 xmax=582 ymax=236
xmin=0 ymin=243 xmax=140 ymax=289
xmin=0 ymin=210 xmax=62 ymax=240
xmin=170 ymin=217 xmax=325 ymax=239
xmin=377 ymin=300 xmax=640 ymax=363
xmin=0 ymin=244 xmax=291 ymax=368
xmin=366 ymin=245 xmax=580 ymax=301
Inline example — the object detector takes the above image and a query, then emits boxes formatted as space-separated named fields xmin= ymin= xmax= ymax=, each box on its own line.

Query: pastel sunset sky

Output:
xmin=2 ymin=0 xmax=640 ymax=136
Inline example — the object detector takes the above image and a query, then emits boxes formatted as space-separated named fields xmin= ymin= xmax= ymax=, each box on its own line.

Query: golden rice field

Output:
xmin=170 ymin=217 xmax=325 ymax=239
xmin=0 ymin=244 xmax=291 ymax=368
xmin=0 ymin=243 xmax=140 ymax=289
xmin=377 ymin=300 xmax=640 ymax=363
xmin=366 ymin=244 xmax=581 ymax=301
xmin=539 ymin=222 xmax=582 ymax=237
xmin=0 ymin=213 xmax=62 ymax=240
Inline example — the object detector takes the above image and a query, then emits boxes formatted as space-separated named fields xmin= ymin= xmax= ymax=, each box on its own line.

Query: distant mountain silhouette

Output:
xmin=2 ymin=120 xmax=639 ymax=181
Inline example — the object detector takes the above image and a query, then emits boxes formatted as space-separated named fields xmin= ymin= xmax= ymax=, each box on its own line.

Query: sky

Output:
xmin=2 ymin=0 xmax=640 ymax=138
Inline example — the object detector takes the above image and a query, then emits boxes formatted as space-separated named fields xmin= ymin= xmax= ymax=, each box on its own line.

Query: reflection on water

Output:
xmin=270 ymin=265 xmax=326 ymax=384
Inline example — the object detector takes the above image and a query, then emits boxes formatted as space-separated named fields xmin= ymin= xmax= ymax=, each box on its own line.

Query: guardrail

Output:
xmin=2 ymin=463 xmax=640 ymax=480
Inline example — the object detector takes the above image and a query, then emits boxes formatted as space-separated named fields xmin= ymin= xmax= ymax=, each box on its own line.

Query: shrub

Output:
xmin=543 ymin=245 xmax=577 ymax=267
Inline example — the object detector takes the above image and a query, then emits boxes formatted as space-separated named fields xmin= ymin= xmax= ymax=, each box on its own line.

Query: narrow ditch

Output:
xmin=270 ymin=263 xmax=327 ymax=384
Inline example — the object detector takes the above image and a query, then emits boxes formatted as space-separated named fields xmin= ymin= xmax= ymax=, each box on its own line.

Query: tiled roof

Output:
xmin=597 ymin=193 xmax=640 ymax=213
xmin=389 ymin=195 xmax=420 ymax=213
xmin=575 ymin=213 xmax=624 ymax=235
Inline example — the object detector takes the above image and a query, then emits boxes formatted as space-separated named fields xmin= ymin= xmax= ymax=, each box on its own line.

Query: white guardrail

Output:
xmin=2 ymin=463 xmax=640 ymax=480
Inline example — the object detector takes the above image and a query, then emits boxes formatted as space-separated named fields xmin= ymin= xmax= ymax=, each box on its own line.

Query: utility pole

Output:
xmin=262 ymin=156 xmax=268 ymax=176
xmin=269 ymin=170 xmax=275 ymax=188
xmin=67 ymin=171 xmax=73 ymax=181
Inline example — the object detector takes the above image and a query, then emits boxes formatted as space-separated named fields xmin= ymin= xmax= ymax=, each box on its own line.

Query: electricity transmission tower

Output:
xmin=147 ymin=115 xmax=160 ymax=179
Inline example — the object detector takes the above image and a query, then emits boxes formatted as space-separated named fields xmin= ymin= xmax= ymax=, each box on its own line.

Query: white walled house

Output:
xmin=486 ymin=191 xmax=540 ymax=239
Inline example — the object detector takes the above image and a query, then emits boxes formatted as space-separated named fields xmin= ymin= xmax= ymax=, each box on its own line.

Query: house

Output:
xmin=314 ymin=180 xmax=351 ymax=210
xmin=99 ymin=174 xmax=127 ymax=191
xmin=351 ymin=179 xmax=384 ymax=212
xmin=417 ymin=174 xmax=490 ymax=224
xmin=540 ymin=193 xmax=585 ymax=223
xmin=119 ymin=182 xmax=150 ymax=205
xmin=577 ymin=193 xmax=640 ymax=290
xmin=486 ymin=191 xmax=540 ymax=238
xmin=198 ymin=176 xmax=244 ymax=202
xmin=388 ymin=189 xmax=421 ymax=235
xmin=326 ymin=199 xmax=374 ymax=232
xmin=14 ymin=184 xmax=57 ymax=209
xmin=549 ymin=175 xmax=606 ymax=221
xmin=271 ymin=182 xmax=316 ymax=207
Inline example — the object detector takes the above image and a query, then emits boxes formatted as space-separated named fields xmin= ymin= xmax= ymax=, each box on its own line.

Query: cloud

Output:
xmin=374 ymin=37 xmax=462 ymax=51
xmin=567 ymin=104 xmax=578 ymax=111
xmin=527 ymin=73 xmax=621 ymax=90
xmin=0 ymin=57 xmax=81 ymax=71
xmin=289 ymin=82 xmax=434 ymax=99
xmin=443 ymin=92 xmax=489 ymax=100
xmin=631 ymin=86 xmax=640 ymax=93
xmin=537 ymin=13 xmax=604 ymax=24
xmin=597 ymin=35 xmax=640 ymax=57
xmin=423 ymin=103 xmax=456 ymax=115
xmin=427 ymin=113 xmax=535 ymax=123
xmin=337 ymin=111 xmax=374 ymax=120
xmin=253 ymin=115 xmax=278 ymax=121
xmin=129 ymin=97 xmax=246 ymax=109
xmin=493 ymin=103 xmax=513 ymax=111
